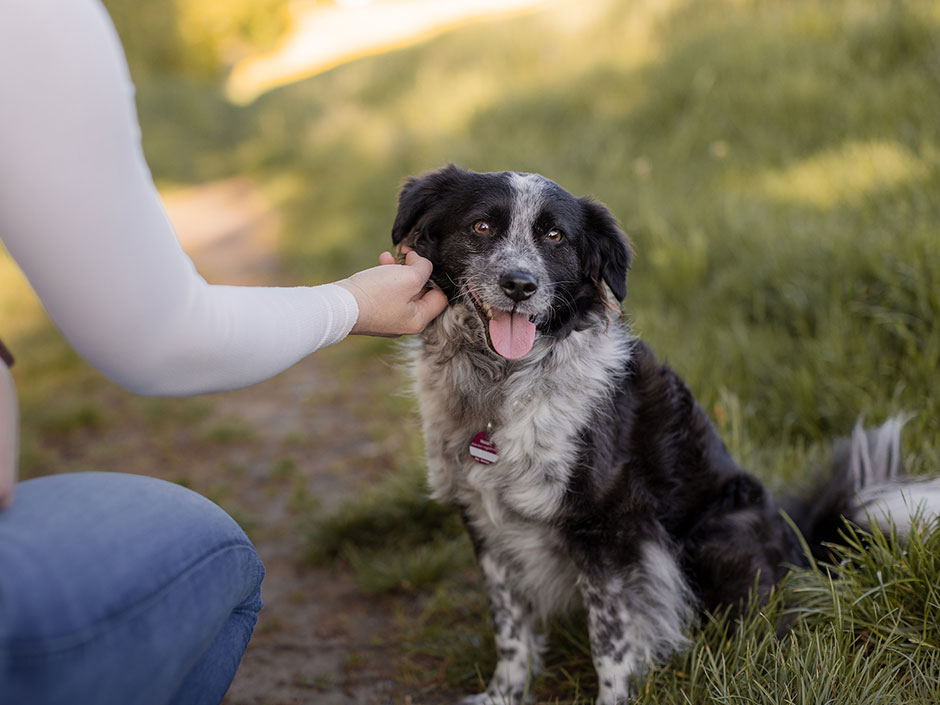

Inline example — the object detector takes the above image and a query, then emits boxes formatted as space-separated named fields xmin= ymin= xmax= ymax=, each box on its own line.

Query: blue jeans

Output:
xmin=0 ymin=472 xmax=264 ymax=705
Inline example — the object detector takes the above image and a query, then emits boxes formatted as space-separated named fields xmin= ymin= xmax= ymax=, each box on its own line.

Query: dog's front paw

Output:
xmin=460 ymin=685 xmax=531 ymax=705
xmin=595 ymin=678 xmax=635 ymax=705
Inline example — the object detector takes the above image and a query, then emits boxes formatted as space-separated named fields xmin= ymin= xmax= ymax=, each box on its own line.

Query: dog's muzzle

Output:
xmin=500 ymin=271 xmax=538 ymax=303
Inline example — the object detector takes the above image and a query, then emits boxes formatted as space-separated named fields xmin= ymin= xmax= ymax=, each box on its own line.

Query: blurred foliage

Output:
xmin=102 ymin=0 xmax=291 ymax=77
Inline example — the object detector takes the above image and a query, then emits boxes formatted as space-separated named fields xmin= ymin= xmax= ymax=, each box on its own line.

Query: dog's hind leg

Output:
xmin=578 ymin=543 xmax=693 ymax=705
xmin=463 ymin=552 xmax=543 ymax=705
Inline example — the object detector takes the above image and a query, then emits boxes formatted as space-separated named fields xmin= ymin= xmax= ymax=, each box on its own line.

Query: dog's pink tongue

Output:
xmin=489 ymin=309 xmax=536 ymax=359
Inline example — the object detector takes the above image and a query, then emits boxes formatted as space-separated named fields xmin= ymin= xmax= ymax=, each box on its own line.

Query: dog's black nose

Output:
xmin=500 ymin=271 xmax=538 ymax=302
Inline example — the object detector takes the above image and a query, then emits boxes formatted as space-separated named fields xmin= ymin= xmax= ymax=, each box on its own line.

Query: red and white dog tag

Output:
xmin=469 ymin=431 xmax=499 ymax=465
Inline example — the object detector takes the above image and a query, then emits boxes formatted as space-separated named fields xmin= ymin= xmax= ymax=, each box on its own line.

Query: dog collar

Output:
xmin=469 ymin=429 xmax=499 ymax=465
xmin=468 ymin=391 xmax=534 ymax=465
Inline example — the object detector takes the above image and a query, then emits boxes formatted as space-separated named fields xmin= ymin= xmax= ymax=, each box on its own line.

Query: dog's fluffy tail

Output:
xmin=788 ymin=416 xmax=940 ymax=563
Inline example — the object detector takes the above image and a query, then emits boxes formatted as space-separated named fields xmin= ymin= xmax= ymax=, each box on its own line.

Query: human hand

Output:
xmin=336 ymin=249 xmax=448 ymax=337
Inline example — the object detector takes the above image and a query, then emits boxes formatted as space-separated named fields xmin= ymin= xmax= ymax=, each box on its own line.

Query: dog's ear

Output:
xmin=392 ymin=164 xmax=465 ymax=249
xmin=579 ymin=198 xmax=632 ymax=302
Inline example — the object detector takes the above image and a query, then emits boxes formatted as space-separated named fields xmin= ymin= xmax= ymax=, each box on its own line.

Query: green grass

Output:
xmin=4 ymin=0 xmax=940 ymax=701
xmin=634 ymin=515 xmax=940 ymax=705
xmin=301 ymin=463 xmax=461 ymax=566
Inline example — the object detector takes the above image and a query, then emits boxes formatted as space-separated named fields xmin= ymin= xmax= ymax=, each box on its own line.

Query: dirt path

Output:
xmin=163 ymin=179 xmax=407 ymax=705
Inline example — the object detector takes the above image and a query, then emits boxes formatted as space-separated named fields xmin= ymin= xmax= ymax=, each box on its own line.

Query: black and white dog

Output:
xmin=391 ymin=164 xmax=940 ymax=705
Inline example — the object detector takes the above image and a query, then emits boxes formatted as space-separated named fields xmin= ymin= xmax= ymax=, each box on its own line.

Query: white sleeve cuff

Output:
xmin=311 ymin=283 xmax=360 ymax=349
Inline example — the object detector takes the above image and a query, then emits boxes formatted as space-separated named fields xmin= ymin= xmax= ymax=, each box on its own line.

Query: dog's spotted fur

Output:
xmin=391 ymin=165 xmax=940 ymax=704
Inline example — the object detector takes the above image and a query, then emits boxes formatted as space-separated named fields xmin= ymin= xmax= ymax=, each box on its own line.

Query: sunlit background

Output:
xmin=2 ymin=1 xmax=940 ymax=702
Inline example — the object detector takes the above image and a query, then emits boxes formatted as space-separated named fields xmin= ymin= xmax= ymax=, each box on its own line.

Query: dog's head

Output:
xmin=392 ymin=164 xmax=632 ymax=360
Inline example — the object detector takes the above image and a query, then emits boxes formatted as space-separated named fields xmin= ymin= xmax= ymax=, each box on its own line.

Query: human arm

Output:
xmin=0 ymin=0 xmax=443 ymax=397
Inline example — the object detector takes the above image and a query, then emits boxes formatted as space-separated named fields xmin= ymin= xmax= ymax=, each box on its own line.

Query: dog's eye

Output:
xmin=546 ymin=228 xmax=564 ymax=242
xmin=472 ymin=220 xmax=491 ymax=236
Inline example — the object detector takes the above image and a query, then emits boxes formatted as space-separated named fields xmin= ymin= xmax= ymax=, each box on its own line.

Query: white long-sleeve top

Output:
xmin=0 ymin=0 xmax=360 ymax=503
xmin=0 ymin=0 xmax=360 ymax=395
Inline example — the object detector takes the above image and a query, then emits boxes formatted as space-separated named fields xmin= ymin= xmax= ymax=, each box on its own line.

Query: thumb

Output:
xmin=404 ymin=250 xmax=434 ymax=282
xmin=412 ymin=286 xmax=448 ymax=325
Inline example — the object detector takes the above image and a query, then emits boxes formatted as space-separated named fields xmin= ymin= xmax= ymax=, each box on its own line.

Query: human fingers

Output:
xmin=378 ymin=251 xmax=396 ymax=265
xmin=393 ymin=286 xmax=447 ymax=335
xmin=403 ymin=249 xmax=434 ymax=284
xmin=413 ymin=286 xmax=448 ymax=323
xmin=390 ymin=245 xmax=414 ymax=265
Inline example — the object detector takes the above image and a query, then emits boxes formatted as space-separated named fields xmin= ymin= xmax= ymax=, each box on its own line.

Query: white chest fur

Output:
xmin=412 ymin=307 xmax=631 ymax=524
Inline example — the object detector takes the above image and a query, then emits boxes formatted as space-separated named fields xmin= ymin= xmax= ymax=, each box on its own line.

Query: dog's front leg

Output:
xmin=578 ymin=543 xmax=693 ymax=705
xmin=463 ymin=552 xmax=543 ymax=705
